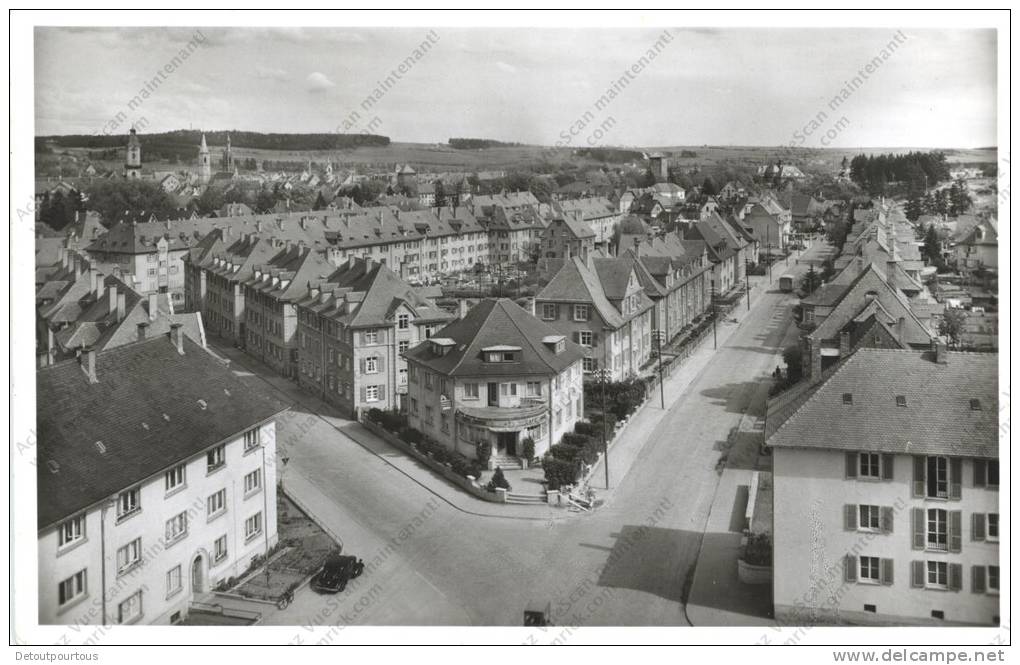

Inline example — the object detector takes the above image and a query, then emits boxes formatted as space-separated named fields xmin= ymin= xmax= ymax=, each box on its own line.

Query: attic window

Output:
xmin=95 ymin=441 xmax=106 ymax=454
xmin=970 ymin=398 xmax=982 ymax=411
xmin=197 ymin=399 xmax=208 ymax=410
xmin=895 ymin=395 xmax=907 ymax=407
xmin=842 ymin=393 xmax=853 ymax=405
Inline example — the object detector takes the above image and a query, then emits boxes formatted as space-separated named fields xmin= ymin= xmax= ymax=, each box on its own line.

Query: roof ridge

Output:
xmin=768 ymin=349 xmax=866 ymax=443
xmin=499 ymin=299 xmax=559 ymax=374
xmin=446 ymin=299 xmax=499 ymax=376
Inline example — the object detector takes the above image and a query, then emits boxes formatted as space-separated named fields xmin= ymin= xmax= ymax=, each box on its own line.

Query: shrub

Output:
xmin=743 ymin=533 xmax=772 ymax=566
xmin=561 ymin=432 xmax=591 ymax=449
xmin=574 ymin=421 xmax=598 ymax=437
xmin=400 ymin=427 xmax=423 ymax=445
xmin=476 ymin=441 xmax=492 ymax=467
xmin=366 ymin=407 xmax=385 ymax=424
xmin=521 ymin=437 xmax=535 ymax=461
xmin=486 ymin=466 xmax=512 ymax=492
xmin=543 ymin=457 xmax=579 ymax=490
xmin=549 ymin=443 xmax=580 ymax=462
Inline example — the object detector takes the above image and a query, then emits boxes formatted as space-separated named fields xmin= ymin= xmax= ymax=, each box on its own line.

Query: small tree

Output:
xmin=938 ymin=308 xmax=967 ymax=349
xmin=521 ymin=437 xmax=535 ymax=461
xmin=782 ymin=344 xmax=803 ymax=385
xmin=487 ymin=466 xmax=511 ymax=492
xmin=476 ymin=441 xmax=492 ymax=467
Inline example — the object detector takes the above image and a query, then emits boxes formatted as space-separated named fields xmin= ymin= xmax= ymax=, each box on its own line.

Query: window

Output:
xmin=859 ymin=505 xmax=880 ymax=531
xmin=526 ymin=382 xmax=541 ymax=397
xmin=927 ymin=561 xmax=948 ymax=588
xmin=117 ymin=488 xmax=140 ymax=520
xmin=896 ymin=395 xmax=907 ymax=407
xmin=244 ymin=428 xmax=261 ymax=452
xmin=398 ymin=340 xmax=410 ymax=354
xmin=410 ymin=397 xmax=418 ymax=414
xmin=842 ymin=393 xmax=853 ymax=405
xmin=244 ymin=469 xmax=262 ymax=495
xmin=207 ymin=489 xmax=226 ymax=518
xmin=117 ymin=590 xmax=143 ymax=624
xmin=500 ymin=382 xmax=518 ymax=397
xmin=987 ymin=513 xmax=999 ymax=540
xmin=398 ymin=314 xmax=409 ymax=329
xmin=117 ymin=538 xmax=142 ymax=574
xmin=166 ymin=566 xmax=182 ymax=598
xmin=573 ymin=304 xmax=589 ymax=321
xmin=165 ymin=464 xmax=185 ymax=493
xmin=366 ymin=357 xmax=379 ymax=374
xmin=245 ymin=512 xmax=263 ymax=541
xmin=860 ymin=556 xmax=881 ymax=583
xmin=463 ymin=383 xmax=479 ymax=399
xmin=927 ymin=456 xmax=949 ymax=498
xmin=542 ymin=303 xmax=557 ymax=320
xmin=214 ymin=535 xmax=228 ymax=563
xmin=165 ymin=512 xmax=188 ymax=545
xmin=987 ymin=460 xmax=999 ymax=487
xmin=425 ymin=406 xmax=434 ymax=425
xmin=58 ymin=570 xmax=87 ymax=606
xmin=425 ymin=373 xmax=434 ymax=390
xmin=927 ymin=509 xmax=948 ymax=551
xmin=364 ymin=329 xmax=379 ymax=344
xmin=366 ymin=385 xmax=380 ymax=402
xmin=579 ymin=331 xmax=593 ymax=347
xmin=207 ymin=445 xmax=225 ymax=472
xmin=988 ymin=566 xmax=1000 ymax=592
xmin=583 ymin=357 xmax=596 ymax=372
xmin=859 ymin=453 xmax=881 ymax=479
xmin=58 ymin=515 xmax=86 ymax=548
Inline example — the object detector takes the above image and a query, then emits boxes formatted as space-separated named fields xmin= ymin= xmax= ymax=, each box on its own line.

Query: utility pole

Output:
xmin=711 ymin=278 xmax=717 ymax=350
xmin=654 ymin=329 xmax=665 ymax=409
xmin=600 ymin=368 xmax=610 ymax=489
xmin=767 ymin=223 xmax=773 ymax=284
xmin=744 ymin=256 xmax=751 ymax=311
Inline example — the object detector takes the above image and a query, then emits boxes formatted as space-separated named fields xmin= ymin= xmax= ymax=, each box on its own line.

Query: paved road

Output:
xmin=209 ymin=243 xmax=829 ymax=631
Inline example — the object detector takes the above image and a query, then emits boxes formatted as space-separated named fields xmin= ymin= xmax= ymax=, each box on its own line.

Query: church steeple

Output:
xmin=198 ymin=133 xmax=211 ymax=184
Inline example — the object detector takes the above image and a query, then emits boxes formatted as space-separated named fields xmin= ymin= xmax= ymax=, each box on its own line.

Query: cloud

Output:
xmin=306 ymin=71 xmax=335 ymax=92
xmin=256 ymin=65 xmax=289 ymax=81
xmin=495 ymin=61 xmax=518 ymax=74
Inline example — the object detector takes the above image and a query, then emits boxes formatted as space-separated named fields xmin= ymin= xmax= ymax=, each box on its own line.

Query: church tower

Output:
xmin=125 ymin=128 xmax=142 ymax=179
xmin=198 ymin=133 xmax=211 ymax=184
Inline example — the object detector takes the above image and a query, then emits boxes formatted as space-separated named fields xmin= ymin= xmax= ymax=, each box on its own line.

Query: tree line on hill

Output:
xmin=447 ymin=138 xmax=524 ymax=149
xmin=37 ymin=130 xmax=390 ymax=157
xmin=848 ymin=151 xmax=950 ymax=195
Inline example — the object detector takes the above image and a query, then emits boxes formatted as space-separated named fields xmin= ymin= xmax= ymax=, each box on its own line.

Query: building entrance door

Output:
xmin=191 ymin=555 xmax=204 ymax=594
xmin=499 ymin=431 xmax=517 ymax=456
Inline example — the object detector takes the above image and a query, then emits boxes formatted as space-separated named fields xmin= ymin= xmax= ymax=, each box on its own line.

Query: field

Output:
xmin=38 ymin=139 xmax=997 ymax=178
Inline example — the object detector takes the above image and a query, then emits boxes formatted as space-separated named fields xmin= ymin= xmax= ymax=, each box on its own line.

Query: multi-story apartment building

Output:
xmin=294 ymin=257 xmax=455 ymax=417
xmin=37 ymin=330 xmax=287 ymax=625
xmin=469 ymin=192 xmax=546 ymax=266
xmin=557 ymin=196 xmax=621 ymax=250
xmin=534 ymin=256 xmax=655 ymax=380
xmin=767 ymin=346 xmax=999 ymax=626
xmin=539 ymin=214 xmax=596 ymax=262
xmin=403 ymin=298 xmax=586 ymax=461
xmin=242 ymin=244 xmax=334 ymax=378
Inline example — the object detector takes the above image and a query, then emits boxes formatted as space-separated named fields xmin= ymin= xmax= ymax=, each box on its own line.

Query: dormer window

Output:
xmin=482 ymin=345 xmax=521 ymax=363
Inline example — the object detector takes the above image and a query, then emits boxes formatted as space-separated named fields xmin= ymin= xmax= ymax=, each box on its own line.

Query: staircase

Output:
xmin=506 ymin=491 xmax=546 ymax=505
xmin=489 ymin=455 xmax=523 ymax=471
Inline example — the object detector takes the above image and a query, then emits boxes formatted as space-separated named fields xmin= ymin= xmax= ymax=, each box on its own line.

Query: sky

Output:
xmin=34 ymin=26 xmax=998 ymax=149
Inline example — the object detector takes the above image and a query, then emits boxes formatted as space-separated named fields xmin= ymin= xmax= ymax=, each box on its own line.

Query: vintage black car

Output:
xmin=310 ymin=551 xmax=365 ymax=594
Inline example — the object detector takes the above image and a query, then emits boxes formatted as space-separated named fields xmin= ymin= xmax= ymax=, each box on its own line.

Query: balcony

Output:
xmin=456 ymin=403 xmax=548 ymax=432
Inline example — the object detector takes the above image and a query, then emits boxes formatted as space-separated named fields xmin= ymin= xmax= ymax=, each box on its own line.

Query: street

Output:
xmin=210 ymin=243 xmax=829 ymax=630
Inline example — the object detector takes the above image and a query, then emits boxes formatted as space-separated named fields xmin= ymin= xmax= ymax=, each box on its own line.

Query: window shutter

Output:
xmin=910 ymin=561 xmax=925 ymax=588
xmin=378 ymin=354 xmax=385 ymax=372
xmin=360 ymin=386 xmax=366 ymax=402
xmin=911 ymin=508 xmax=925 ymax=550
xmin=572 ymin=331 xmax=580 ymax=344
xmin=973 ymin=459 xmax=987 ymax=487
xmin=592 ymin=332 xmax=600 ymax=347
xmin=972 ymin=513 xmax=986 ymax=541
xmin=972 ymin=566 xmax=986 ymax=594
xmin=845 ymin=452 xmax=858 ymax=479
xmin=379 ymin=384 xmax=386 ymax=401
xmin=881 ymin=558 xmax=894 ymax=586
xmin=881 ymin=454 xmax=894 ymax=480
xmin=949 ymin=563 xmax=963 ymax=591
xmin=949 ymin=511 xmax=962 ymax=553
xmin=949 ymin=458 xmax=962 ymax=500
xmin=844 ymin=555 xmax=857 ymax=583
xmin=360 ymin=358 xmax=366 ymax=373
xmin=844 ymin=505 xmax=857 ymax=531
xmin=912 ymin=456 xmax=926 ymax=497
xmin=881 ymin=506 xmax=894 ymax=534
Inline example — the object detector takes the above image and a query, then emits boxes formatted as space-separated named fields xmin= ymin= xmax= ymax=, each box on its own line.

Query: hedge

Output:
xmin=543 ymin=457 xmax=580 ymax=490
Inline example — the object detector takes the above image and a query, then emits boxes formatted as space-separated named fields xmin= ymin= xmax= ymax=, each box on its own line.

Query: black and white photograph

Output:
xmin=9 ymin=7 xmax=1011 ymax=658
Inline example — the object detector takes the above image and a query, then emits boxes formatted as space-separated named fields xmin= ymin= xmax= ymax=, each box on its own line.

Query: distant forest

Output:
xmin=447 ymin=138 xmax=524 ymax=149
xmin=36 ymin=130 xmax=391 ymax=161
xmin=848 ymin=151 xmax=951 ymax=195
xmin=575 ymin=147 xmax=645 ymax=163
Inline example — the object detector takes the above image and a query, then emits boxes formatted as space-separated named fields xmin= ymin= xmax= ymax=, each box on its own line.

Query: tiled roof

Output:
xmin=36 ymin=336 xmax=289 ymax=528
xmin=403 ymin=298 xmax=585 ymax=377
xmin=767 ymin=348 xmax=998 ymax=458
xmin=536 ymin=257 xmax=625 ymax=328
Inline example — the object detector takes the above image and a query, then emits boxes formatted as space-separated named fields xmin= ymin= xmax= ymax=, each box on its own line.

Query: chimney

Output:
xmin=839 ymin=331 xmax=850 ymax=357
xmin=80 ymin=347 xmax=97 ymax=383
xmin=896 ymin=317 xmax=905 ymax=344
xmin=117 ymin=292 xmax=126 ymax=323
xmin=932 ymin=337 xmax=947 ymax=364
xmin=107 ymin=283 xmax=118 ymax=314
xmin=809 ymin=338 xmax=822 ymax=382
xmin=169 ymin=323 xmax=185 ymax=355
xmin=136 ymin=321 xmax=149 ymax=342
xmin=90 ymin=268 xmax=101 ymax=297
xmin=148 ymin=293 xmax=159 ymax=321
xmin=458 ymin=298 xmax=469 ymax=319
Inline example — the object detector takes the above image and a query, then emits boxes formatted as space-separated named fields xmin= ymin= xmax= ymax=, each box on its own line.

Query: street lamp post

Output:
xmin=710 ymin=278 xmax=717 ymax=350
xmin=744 ymin=256 xmax=751 ymax=311
xmin=599 ymin=368 xmax=610 ymax=489
xmin=767 ymin=224 xmax=773 ymax=284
